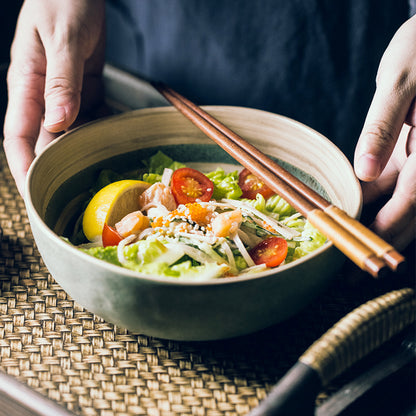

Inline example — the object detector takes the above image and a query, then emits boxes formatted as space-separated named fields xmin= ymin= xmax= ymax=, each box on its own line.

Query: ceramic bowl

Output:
xmin=25 ymin=106 xmax=362 ymax=341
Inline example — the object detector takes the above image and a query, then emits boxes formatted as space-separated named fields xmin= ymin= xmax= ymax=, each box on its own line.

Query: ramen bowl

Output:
xmin=25 ymin=106 xmax=362 ymax=341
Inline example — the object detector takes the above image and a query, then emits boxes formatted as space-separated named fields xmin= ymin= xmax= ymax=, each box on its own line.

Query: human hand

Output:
xmin=354 ymin=15 xmax=416 ymax=251
xmin=3 ymin=0 xmax=105 ymax=196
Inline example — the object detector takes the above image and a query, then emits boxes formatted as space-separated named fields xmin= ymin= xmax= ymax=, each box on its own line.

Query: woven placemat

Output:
xmin=0 ymin=140 xmax=413 ymax=416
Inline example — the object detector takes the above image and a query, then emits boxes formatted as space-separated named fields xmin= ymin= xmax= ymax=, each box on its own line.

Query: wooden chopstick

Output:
xmin=157 ymin=84 xmax=405 ymax=272
xmin=152 ymin=82 xmax=405 ymax=277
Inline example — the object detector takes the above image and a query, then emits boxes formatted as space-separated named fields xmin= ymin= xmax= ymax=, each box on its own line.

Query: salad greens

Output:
xmin=78 ymin=151 xmax=327 ymax=280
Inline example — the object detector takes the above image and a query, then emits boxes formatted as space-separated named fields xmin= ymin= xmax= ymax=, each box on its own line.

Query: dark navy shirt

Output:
xmin=105 ymin=1 xmax=411 ymax=160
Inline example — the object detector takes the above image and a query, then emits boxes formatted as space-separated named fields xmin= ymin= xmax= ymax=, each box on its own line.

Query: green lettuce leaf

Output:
xmin=142 ymin=150 xmax=186 ymax=175
xmin=206 ymin=168 xmax=242 ymax=200
xmin=82 ymin=239 xmax=228 ymax=280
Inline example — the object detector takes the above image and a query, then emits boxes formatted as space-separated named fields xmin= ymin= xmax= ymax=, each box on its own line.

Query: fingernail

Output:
xmin=355 ymin=154 xmax=381 ymax=180
xmin=44 ymin=106 xmax=66 ymax=128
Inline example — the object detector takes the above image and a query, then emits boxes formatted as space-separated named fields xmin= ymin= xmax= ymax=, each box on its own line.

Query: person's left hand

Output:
xmin=354 ymin=15 xmax=416 ymax=251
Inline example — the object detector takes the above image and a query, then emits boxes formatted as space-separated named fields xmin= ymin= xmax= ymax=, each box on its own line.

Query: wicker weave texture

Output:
xmin=0 ymin=146 xmax=288 ymax=415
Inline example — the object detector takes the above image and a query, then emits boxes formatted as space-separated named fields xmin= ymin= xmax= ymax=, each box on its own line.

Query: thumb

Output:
xmin=43 ymin=47 xmax=85 ymax=133
xmin=354 ymin=88 xmax=408 ymax=182
xmin=354 ymin=16 xmax=416 ymax=181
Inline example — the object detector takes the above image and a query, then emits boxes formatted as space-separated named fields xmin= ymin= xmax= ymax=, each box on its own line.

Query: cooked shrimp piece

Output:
xmin=115 ymin=210 xmax=150 ymax=238
xmin=211 ymin=210 xmax=243 ymax=237
xmin=139 ymin=183 xmax=177 ymax=211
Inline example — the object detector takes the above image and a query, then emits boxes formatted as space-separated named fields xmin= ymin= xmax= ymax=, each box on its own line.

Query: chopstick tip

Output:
xmin=383 ymin=250 xmax=406 ymax=274
xmin=364 ymin=255 xmax=389 ymax=279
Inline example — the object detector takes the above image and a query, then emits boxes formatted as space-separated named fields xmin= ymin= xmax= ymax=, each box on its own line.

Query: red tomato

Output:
xmin=238 ymin=168 xmax=275 ymax=200
xmin=171 ymin=167 xmax=214 ymax=204
xmin=249 ymin=237 xmax=288 ymax=267
xmin=102 ymin=223 xmax=123 ymax=247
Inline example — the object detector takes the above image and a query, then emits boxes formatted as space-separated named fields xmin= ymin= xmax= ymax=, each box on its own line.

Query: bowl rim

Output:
xmin=25 ymin=105 xmax=362 ymax=286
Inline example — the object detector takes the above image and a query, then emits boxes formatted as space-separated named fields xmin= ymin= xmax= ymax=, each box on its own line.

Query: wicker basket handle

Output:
xmin=300 ymin=287 xmax=415 ymax=386
xmin=250 ymin=288 xmax=415 ymax=416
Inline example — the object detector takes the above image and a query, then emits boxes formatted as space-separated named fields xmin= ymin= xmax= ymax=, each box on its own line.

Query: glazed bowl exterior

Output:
xmin=25 ymin=106 xmax=362 ymax=340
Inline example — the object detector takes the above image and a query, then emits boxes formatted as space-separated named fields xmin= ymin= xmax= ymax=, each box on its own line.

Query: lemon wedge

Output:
xmin=82 ymin=180 xmax=150 ymax=242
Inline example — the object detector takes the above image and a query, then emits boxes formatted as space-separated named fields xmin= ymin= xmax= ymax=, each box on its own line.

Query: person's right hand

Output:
xmin=3 ymin=0 xmax=106 ymax=196
xmin=354 ymin=15 xmax=416 ymax=251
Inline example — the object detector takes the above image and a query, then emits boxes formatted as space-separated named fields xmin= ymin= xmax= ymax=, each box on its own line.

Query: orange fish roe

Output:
xmin=151 ymin=216 xmax=170 ymax=228
xmin=262 ymin=220 xmax=276 ymax=233
xmin=181 ymin=203 xmax=214 ymax=225
xmin=151 ymin=203 xmax=214 ymax=230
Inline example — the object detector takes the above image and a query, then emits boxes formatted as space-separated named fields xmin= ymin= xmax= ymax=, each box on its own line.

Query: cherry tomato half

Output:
xmin=171 ymin=167 xmax=214 ymax=204
xmin=102 ymin=223 xmax=123 ymax=247
xmin=238 ymin=168 xmax=275 ymax=200
xmin=249 ymin=236 xmax=288 ymax=267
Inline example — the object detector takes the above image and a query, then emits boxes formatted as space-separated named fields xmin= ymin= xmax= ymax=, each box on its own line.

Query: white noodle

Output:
xmin=280 ymin=212 xmax=302 ymax=224
xmin=237 ymin=228 xmax=262 ymax=248
xmin=220 ymin=241 xmax=237 ymax=272
xmin=161 ymin=168 xmax=173 ymax=186
xmin=173 ymin=242 xmax=218 ymax=264
xmin=232 ymin=233 xmax=255 ymax=267
xmin=138 ymin=228 xmax=155 ymax=240
xmin=174 ymin=232 xmax=221 ymax=245
xmin=240 ymin=263 xmax=268 ymax=274
xmin=117 ymin=234 xmax=137 ymax=264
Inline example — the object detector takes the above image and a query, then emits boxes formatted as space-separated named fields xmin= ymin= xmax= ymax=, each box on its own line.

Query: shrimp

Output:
xmin=139 ymin=182 xmax=177 ymax=212
xmin=211 ymin=210 xmax=243 ymax=238
xmin=115 ymin=210 xmax=150 ymax=238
